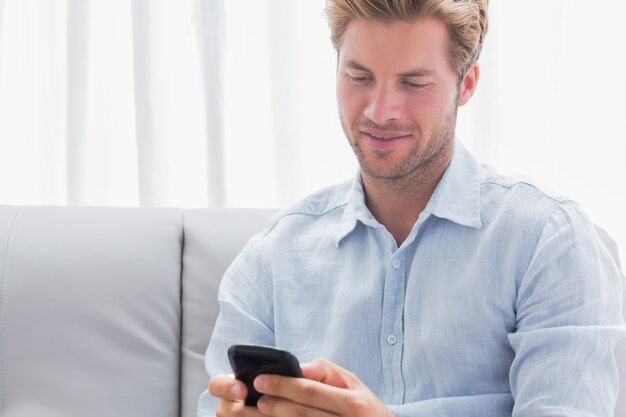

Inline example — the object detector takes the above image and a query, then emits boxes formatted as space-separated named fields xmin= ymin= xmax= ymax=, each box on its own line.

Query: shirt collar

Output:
xmin=425 ymin=141 xmax=483 ymax=229
xmin=333 ymin=172 xmax=366 ymax=247
xmin=334 ymin=141 xmax=483 ymax=246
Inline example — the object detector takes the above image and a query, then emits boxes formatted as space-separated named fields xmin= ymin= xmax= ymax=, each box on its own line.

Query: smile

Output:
xmin=362 ymin=131 xmax=411 ymax=141
xmin=360 ymin=130 xmax=411 ymax=151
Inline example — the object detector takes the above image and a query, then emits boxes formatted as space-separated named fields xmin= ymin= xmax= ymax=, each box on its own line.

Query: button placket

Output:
xmin=380 ymin=251 xmax=407 ymax=403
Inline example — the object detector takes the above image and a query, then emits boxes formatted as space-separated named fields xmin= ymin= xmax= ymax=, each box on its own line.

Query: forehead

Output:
xmin=338 ymin=18 xmax=453 ymax=74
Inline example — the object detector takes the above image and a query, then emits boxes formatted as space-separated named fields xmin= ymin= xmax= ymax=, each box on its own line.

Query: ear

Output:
xmin=457 ymin=62 xmax=480 ymax=107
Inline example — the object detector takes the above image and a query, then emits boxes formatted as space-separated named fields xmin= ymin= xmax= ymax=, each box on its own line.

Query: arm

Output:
xmin=377 ymin=203 xmax=626 ymax=417
xmin=197 ymin=233 xmax=276 ymax=417
xmin=508 ymin=202 xmax=625 ymax=416
xmin=200 ymin=247 xmax=395 ymax=417
xmin=198 ymin=227 xmax=395 ymax=416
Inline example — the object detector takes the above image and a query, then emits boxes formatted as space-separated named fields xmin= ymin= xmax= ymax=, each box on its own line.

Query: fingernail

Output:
xmin=257 ymin=396 xmax=267 ymax=410
xmin=254 ymin=376 xmax=267 ymax=391
xmin=230 ymin=384 xmax=242 ymax=398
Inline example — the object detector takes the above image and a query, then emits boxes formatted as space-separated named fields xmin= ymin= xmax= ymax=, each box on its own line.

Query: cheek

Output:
xmin=406 ymin=92 xmax=449 ymax=126
xmin=337 ymin=83 xmax=365 ymax=121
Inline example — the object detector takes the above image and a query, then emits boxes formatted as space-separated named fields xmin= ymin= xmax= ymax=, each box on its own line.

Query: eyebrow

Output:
xmin=345 ymin=60 xmax=372 ymax=72
xmin=398 ymin=68 xmax=437 ymax=77
xmin=345 ymin=60 xmax=436 ymax=77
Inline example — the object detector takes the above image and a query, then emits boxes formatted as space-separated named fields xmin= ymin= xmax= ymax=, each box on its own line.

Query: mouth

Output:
xmin=358 ymin=129 xmax=411 ymax=152
xmin=361 ymin=130 xmax=411 ymax=141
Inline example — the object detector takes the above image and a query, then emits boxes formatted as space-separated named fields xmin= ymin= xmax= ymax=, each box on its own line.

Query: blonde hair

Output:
xmin=325 ymin=0 xmax=489 ymax=81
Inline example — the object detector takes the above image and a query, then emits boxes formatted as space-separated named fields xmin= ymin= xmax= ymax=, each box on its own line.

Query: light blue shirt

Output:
xmin=198 ymin=142 xmax=625 ymax=416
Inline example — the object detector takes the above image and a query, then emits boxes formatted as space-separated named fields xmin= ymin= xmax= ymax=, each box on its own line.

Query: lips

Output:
xmin=361 ymin=130 xmax=411 ymax=141
xmin=360 ymin=130 xmax=411 ymax=150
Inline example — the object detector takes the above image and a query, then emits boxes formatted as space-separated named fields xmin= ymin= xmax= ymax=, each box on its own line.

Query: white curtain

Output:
xmin=0 ymin=0 xmax=624 ymax=257
xmin=457 ymin=0 xmax=626 ymax=261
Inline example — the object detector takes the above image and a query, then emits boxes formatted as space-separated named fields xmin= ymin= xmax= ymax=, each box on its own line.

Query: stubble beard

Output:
xmin=341 ymin=104 xmax=458 ymax=187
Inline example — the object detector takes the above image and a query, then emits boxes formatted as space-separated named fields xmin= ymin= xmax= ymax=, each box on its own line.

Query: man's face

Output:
xmin=336 ymin=18 xmax=473 ymax=181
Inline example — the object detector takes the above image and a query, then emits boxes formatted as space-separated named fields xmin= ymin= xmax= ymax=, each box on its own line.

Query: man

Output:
xmin=198 ymin=0 xmax=625 ymax=416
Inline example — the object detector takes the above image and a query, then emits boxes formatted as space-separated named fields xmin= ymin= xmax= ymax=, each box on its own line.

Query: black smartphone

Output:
xmin=228 ymin=344 xmax=303 ymax=406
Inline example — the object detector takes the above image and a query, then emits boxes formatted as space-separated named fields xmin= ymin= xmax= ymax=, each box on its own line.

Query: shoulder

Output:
xmin=476 ymin=166 xmax=622 ymax=298
xmin=479 ymin=164 xmax=581 ymax=228
xmin=473 ymin=165 xmax=604 ymax=271
xmin=479 ymin=164 xmax=621 ymax=273
xmin=259 ymin=179 xmax=352 ymax=238
xmin=223 ymin=179 xmax=352 ymax=286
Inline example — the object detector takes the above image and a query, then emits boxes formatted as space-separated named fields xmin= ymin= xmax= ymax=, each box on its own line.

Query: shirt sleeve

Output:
xmin=197 ymin=232 xmax=276 ymax=417
xmin=507 ymin=201 xmax=626 ymax=416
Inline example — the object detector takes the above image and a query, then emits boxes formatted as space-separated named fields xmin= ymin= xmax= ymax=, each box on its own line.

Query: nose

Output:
xmin=363 ymin=86 xmax=403 ymax=124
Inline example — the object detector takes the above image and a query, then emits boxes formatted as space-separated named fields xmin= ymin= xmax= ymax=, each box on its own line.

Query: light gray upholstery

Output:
xmin=180 ymin=209 xmax=275 ymax=417
xmin=0 ymin=206 xmax=623 ymax=417
xmin=0 ymin=206 xmax=274 ymax=417
xmin=598 ymin=224 xmax=626 ymax=415
xmin=0 ymin=206 xmax=183 ymax=417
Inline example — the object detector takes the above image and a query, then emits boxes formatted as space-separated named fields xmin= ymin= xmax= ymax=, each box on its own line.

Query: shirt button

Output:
xmin=392 ymin=259 xmax=401 ymax=269
xmin=387 ymin=334 xmax=398 ymax=345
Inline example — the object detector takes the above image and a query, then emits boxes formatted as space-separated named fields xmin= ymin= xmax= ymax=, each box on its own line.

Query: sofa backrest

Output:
xmin=0 ymin=206 xmax=184 ymax=417
xmin=597 ymin=225 xmax=626 ymax=415
xmin=180 ymin=208 xmax=275 ymax=417
xmin=0 ymin=206 xmax=274 ymax=417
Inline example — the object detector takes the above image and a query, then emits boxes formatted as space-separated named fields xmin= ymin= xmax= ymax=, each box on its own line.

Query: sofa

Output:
xmin=0 ymin=205 xmax=624 ymax=417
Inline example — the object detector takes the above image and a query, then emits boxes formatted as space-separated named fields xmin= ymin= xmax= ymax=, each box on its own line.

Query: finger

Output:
xmin=300 ymin=358 xmax=356 ymax=389
xmin=256 ymin=395 xmax=338 ymax=417
xmin=217 ymin=399 xmax=265 ymax=417
xmin=253 ymin=374 xmax=350 ymax=414
xmin=208 ymin=374 xmax=248 ymax=402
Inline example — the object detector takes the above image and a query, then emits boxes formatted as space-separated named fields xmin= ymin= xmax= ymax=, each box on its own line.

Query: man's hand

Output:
xmin=252 ymin=358 xmax=394 ymax=417
xmin=208 ymin=358 xmax=393 ymax=416
xmin=208 ymin=373 xmax=263 ymax=416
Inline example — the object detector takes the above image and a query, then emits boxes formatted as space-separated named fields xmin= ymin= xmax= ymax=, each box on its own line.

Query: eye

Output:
xmin=346 ymin=72 xmax=372 ymax=83
xmin=402 ymin=80 xmax=428 ymax=89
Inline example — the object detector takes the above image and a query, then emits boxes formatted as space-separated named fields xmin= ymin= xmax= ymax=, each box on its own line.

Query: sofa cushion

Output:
xmin=180 ymin=208 xmax=274 ymax=417
xmin=595 ymin=225 xmax=626 ymax=415
xmin=0 ymin=206 xmax=183 ymax=417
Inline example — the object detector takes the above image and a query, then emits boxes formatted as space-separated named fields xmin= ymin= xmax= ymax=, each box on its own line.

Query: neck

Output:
xmin=362 ymin=143 xmax=454 ymax=246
